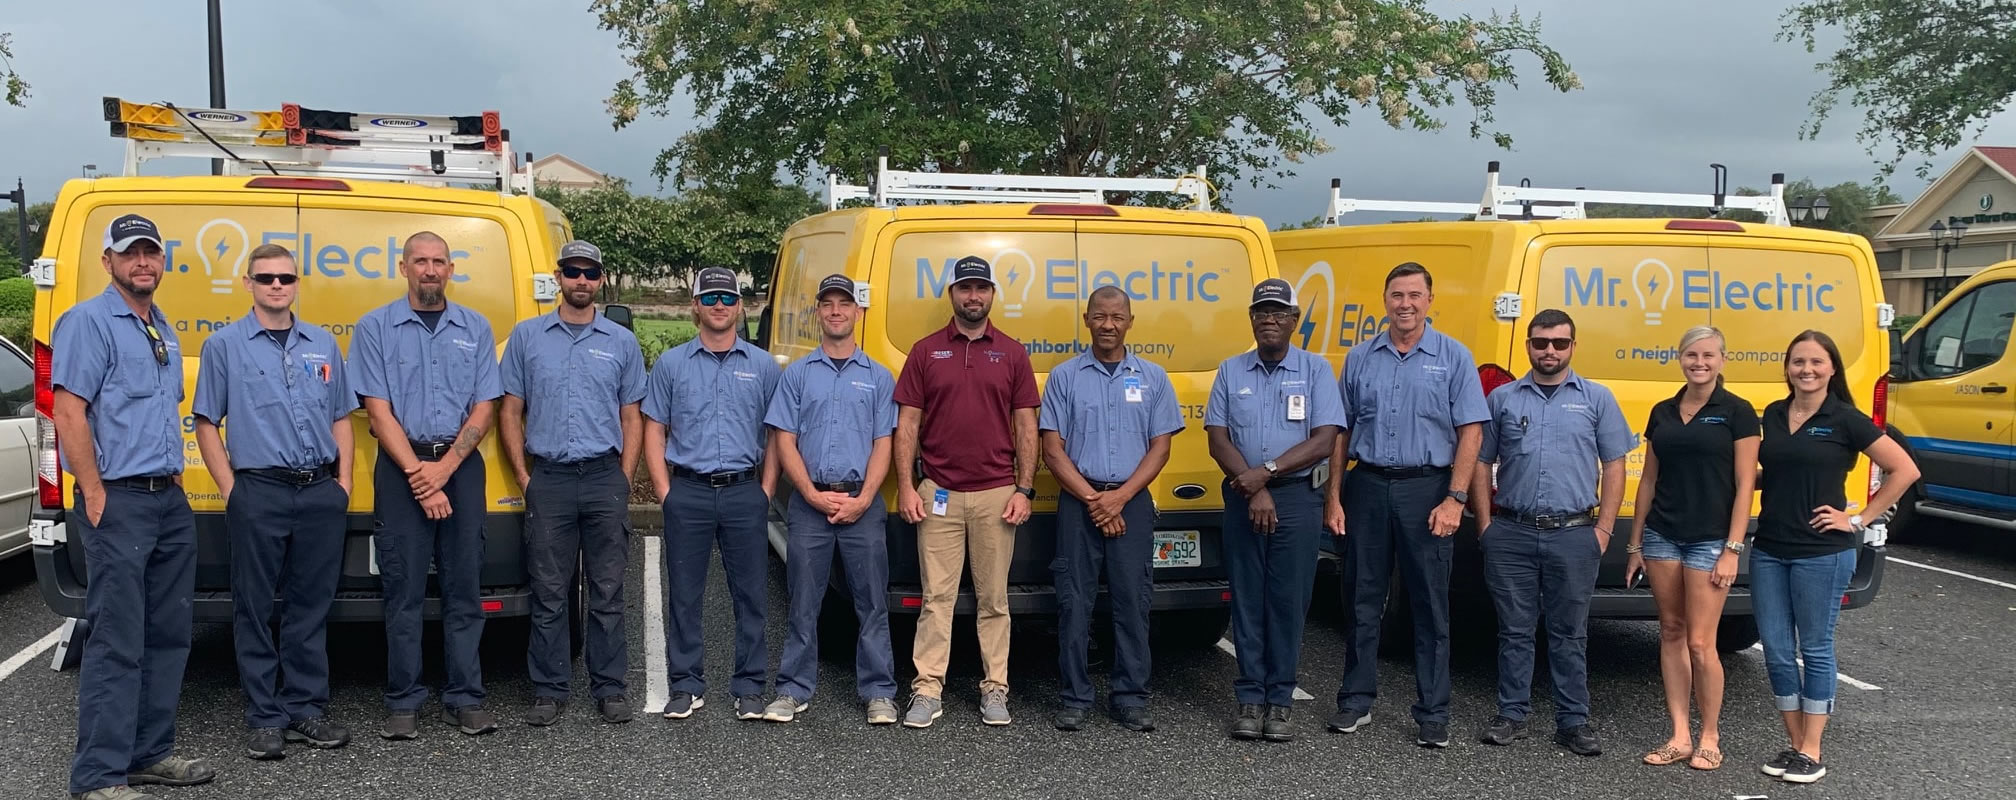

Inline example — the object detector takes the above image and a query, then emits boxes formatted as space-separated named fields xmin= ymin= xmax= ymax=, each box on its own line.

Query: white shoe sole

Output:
xmin=1781 ymin=768 xmax=1827 ymax=784
xmin=981 ymin=714 xmax=1012 ymax=726
xmin=762 ymin=703 xmax=809 ymax=722
xmin=661 ymin=696 xmax=705 ymax=719
xmin=902 ymin=708 xmax=943 ymax=728
xmin=1331 ymin=713 xmax=1373 ymax=734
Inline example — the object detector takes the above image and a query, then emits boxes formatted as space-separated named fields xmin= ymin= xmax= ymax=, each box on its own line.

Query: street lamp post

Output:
xmin=1788 ymin=195 xmax=1832 ymax=225
xmin=1929 ymin=219 xmax=1970 ymax=304
xmin=80 ymin=164 xmax=98 ymax=178
xmin=5 ymin=178 xmax=29 ymax=273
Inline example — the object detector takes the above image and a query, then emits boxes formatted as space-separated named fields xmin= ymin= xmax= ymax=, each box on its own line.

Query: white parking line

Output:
xmin=1746 ymin=643 xmax=1882 ymax=691
xmin=643 ymin=535 xmax=667 ymax=714
xmin=1215 ymin=637 xmax=1316 ymax=701
xmin=0 ymin=626 xmax=65 ymax=683
xmin=1889 ymin=557 xmax=2016 ymax=591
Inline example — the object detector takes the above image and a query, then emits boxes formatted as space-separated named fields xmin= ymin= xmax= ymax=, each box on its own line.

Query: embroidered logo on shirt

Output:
xmin=1698 ymin=416 xmax=1726 ymax=425
xmin=851 ymin=380 xmax=877 ymax=392
xmin=1238 ymin=387 xmax=1254 ymax=396
xmin=451 ymin=338 xmax=479 ymax=352
xmin=931 ymin=350 xmax=954 ymax=360
xmin=1280 ymin=379 xmax=1307 ymax=388
xmin=985 ymin=350 xmax=1005 ymax=363
xmin=1806 ymin=426 xmax=1834 ymax=437
xmin=1562 ymin=403 xmax=1589 ymax=411
xmin=588 ymin=348 xmax=618 ymax=362
xmin=733 ymin=370 xmax=759 ymax=382
xmin=1421 ymin=364 xmax=1448 ymax=375
xmin=299 ymin=352 xmax=329 ymax=365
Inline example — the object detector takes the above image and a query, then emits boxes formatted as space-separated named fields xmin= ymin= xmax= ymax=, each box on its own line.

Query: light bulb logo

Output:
xmin=1291 ymin=260 xmax=1335 ymax=353
xmin=1631 ymin=258 xmax=1674 ymax=325
xmin=194 ymin=218 xmax=250 ymax=296
xmin=996 ymin=247 xmax=1036 ymax=319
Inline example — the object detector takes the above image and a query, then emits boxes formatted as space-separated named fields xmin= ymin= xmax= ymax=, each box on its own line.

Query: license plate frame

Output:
xmin=1152 ymin=530 xmax=1201 ymax=568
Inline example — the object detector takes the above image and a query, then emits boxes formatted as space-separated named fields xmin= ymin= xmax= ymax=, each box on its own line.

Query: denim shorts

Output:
xmin=1640 ymin=528 xmax=1724 ymax=573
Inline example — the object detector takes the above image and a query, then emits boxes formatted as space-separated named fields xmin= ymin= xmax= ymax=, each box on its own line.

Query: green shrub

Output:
xmin=0 ymin=277 xmax=32 ymax=319
xmin=0 ymin=316 xmax=29 ymax=350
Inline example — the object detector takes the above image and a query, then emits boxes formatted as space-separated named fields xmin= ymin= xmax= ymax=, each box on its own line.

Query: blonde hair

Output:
xmin=1677 ymin=325 xmax=1726 ymax=386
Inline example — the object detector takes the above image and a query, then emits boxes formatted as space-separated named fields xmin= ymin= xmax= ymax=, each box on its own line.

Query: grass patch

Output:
xmin=636 ymin=318 xmax=697 ymax=340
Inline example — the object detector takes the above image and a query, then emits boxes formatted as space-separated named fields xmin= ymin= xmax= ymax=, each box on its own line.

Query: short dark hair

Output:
xmin=1527 ymin=308 xmax=1576 ymax=339
xmin=1385 ymin=262 xmax=1432 ymax=291
xmin=1086 ymin=285 xmax=1131 ymax=311
xmin=247 ymin=243 xmax=294 ymax=273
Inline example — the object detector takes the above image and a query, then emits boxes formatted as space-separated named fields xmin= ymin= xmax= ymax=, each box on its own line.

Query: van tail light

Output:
xmin=1478 ymin=363 xmax=1516 ymax=396
xmin=1867 ymin=374 xmax=1890 ymax=504
xmin=34 ymin=339 xmax=61 ymax=509
xmin=1028 ymin=204 xmax=1119 ymax=216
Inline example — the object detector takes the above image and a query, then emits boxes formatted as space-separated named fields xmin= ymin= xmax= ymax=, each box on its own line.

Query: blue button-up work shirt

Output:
xmin=1340 ymin=325 xmax=1489 ymax=468
xmin=1478 ymin=370 xmax=1637 ymax=515
xmin=764 ymin=348 xmax=896 ymax=484
xmin=50 ymin=285 xmax=187 ymax=479
xmin=1039 ymin=352 xmax=1186 ymax=484
xmin=191 ymin=314 xmax=357 ymax=470
xmin=499 ymin=312 xmax=647 ymax=462
xmin=348 ymin=299 xmax=503 ymax=443
xmin=643 ymin=338 xmax=782 ymax=474
xmin=1204 ymin=346 xmax=1346 ymax=479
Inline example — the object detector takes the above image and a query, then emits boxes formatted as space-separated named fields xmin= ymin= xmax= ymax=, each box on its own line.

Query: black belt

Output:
xmin=1088 ymin=481 xmax=1126 ymax=492
xmin=673 ymin=465 xmax=760 ymax=487
xmin=1356 ymin=463 xmax=1450 ymax=480
xmin=1495 ymin=507 xmax=1596 ymax=531
xmin=813 ymin=480 xmax=862 ymax=494
xmin=239 ymin=463 xmax=338 ymax=486
xmin=408 ymin=440 xmax=453 ymax=461
xmin=1265 ymin=476 xmax=1304 ymax=488
xmin=103 ymin=475 xmax=177 ymax=492
xmin=534 ymin=451 xmax=619 ymax=471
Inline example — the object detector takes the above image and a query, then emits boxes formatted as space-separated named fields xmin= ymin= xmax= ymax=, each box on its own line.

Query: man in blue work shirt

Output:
xmin=498 ymin=240 xmax=646 ymax=727
xmin=763 ymin=274 xmax=899 ymax=726
xmin=1467 ymin=309 xmax=1633 ymax=756
xmin=645 ymin=266 xmax=782 ymax=722
xmin=1041 ymin=286 xmax=1185 ymax=734
xmin=192 ymin=243 xmax=357 ymax=760
xmin=349 ymin=231 xmax=504 ymax=740
xmin=1326 ymin=261 xmax=1489 ymax=749
xmin=1205 ymin=278 xmax=1345 ymax=744
xmin=54 ymin=214 xmax=217 ymax=800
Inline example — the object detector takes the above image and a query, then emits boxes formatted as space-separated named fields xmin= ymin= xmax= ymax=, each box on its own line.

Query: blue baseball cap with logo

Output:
xmin=951 ymin=255 xmax=996 ymax=287
xmin=103 ymin=213 xmax=164 ymax=253
xmin=1249 ymin=278 xmax=1296 ymax=309
xmin=694 ymin=266 xmax=739 ymax=296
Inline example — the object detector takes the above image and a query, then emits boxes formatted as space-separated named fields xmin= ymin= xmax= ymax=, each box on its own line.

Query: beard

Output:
xmin=112 ymin=273 xmax=156 ymax=298
xmin=416 ymin=286 xmax=445 ymax=307
xmin=1532 ymin=359 xmax=1566 ymax=376
xmin=563 ymin=289 xmax=595 ymax=310
xmin=955 ymin=304 xmax=990 ymax=324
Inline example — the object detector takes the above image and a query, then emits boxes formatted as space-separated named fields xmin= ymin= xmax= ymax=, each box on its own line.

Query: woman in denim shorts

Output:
xmin=1750 ymin=331 xmax=1917 ymax=784
xmin=1624 ymin=326 xmax=1759 ymax=771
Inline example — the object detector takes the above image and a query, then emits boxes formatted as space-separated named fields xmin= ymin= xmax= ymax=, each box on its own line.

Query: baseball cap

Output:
xmin=1249 ymin=278 xmax=1296 ymax=309
xmin=103 ymin=214 xmax=164 ymax=253
xmin=817 ymin=274 xmax=858 ymax=303
xmin=951 ymin=255 xmax=995 ymax=287
xmin=557 ymin=240 xmax=603 ymax=267
xmin=694 ymin=266 xmax=739 ymax=296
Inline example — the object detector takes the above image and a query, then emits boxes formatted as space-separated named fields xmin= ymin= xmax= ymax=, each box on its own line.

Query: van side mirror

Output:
xmin=754 ymin=303 xmax=774 ymax=350
xmin=602 ymin=304 xmax=634 ymax=331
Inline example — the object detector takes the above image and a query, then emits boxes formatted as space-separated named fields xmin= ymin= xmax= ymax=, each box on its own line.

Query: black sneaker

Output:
xmin=598 ymin=696 xmax=633 ymax=724
xmin=734 ymin=695 xmax=767 ymax=721
xmin=246 ymin=727 xmax=285 ymax=760
xmin=1479 ymin=715 xmax=1528 ymax=746
xmin=1327 ymin=709 xmax=1372 ymax=734
xmin=1053 ymin=707 xmax=1088 ymax=731
xmin=1111 ymin=705 xmax=1155 ymax=733
xmin=526 ymin=697 xmax=564 ymax=727
xmin=1760 ymin=749 xmax=1799 ymax=778
xmin=285 ymin=717 xmax=351 ymax=749
xmin=442 ymin=705 xmax=498 ymax=736
xmin=1261 ymin=705 xmax=1294 ymax=743
xmin=662 ymin=692 xmax=704 ymax=719
xmin=1229 ymin=704 xmax=1264 ymax=741
xmin=380 ymin=711 xmax=419 ymax=740
xmin=1781 ymin=752 xmax=1827 ymax=784
xmin=1417 ymin=721 xmax=1451 ymax=748
xmin=1554 ymin=724 xmax=1602 ymax=756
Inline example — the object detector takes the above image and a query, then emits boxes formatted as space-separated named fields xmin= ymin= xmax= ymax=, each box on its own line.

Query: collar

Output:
xmin=1515 ymin=368 xmax=1583 ymax=395
xmin=940 ymin=319 xmax=998 ymax=343
xmin=235 ymin=311 xmax=310 ymax=343
xmin=538 ymin=309 xmax=620 ymax=338
xmin=1073 ymin=350 xmax=1145 ymax=376
xmin=100 ymin=284 xmax=167 ymax=325
xmin=388 ymin=299 xmax=467 ymax=331
xmin=684 ymin=335 xmax=758 ymax=360
xmin=1239 ymin=347 xmax=1304 ymax=373
xmin=1784 ymin=393 xmax=1854 ymax=421
xmin=1668 ymin=383 xmax=1741 ymax=412
xmin=812 ymin=346 xmax=869 ymax=371
xmin=1370 ymin=322 xmax=1441 ymax=356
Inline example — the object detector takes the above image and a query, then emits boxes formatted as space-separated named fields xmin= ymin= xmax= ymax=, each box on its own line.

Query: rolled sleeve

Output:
xmin=190 ymin=337 xmax=228 ymax=424
xmin=50 ymin=313 xmax=109 ymax=402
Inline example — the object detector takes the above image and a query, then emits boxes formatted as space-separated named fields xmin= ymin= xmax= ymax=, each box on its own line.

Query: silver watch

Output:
xmin=1263 ymin=460 xmax=1279 ymax=475
xmin=1723 ymin=540 xmax=1746 ymax=554
xmin=1849 ymin=514 xmax=1865 ymax=533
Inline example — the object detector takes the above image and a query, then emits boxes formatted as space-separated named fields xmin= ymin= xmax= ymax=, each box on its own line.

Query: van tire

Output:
xmin=1715 ymin=616 xmax=1760 ymax=653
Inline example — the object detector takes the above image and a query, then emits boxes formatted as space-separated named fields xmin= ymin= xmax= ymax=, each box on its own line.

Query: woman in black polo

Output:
xmin=1625 ymin=325 xmax=1758 ymax=772
xmin=1751 ymin=330 xmax=1917 ymax=785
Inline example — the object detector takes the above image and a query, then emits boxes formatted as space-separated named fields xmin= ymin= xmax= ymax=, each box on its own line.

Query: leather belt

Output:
xmin=240 ymin=463 xmax=338 ymax=486
xmin=1264 ymin=476 xmax=1304 ymax=488
xmin=534 ymin=451 xmax=619 ymax=471
xmin=1088 ymin=481 xmax=1126 ymax=492
xmin=1356 ymin=463 xmax=1450 ymax=480
xmin=1495 ymin=507 xmax=1596 ymax=531
xmin=673 ymin=465 xmax=760 ymax=488
xmin=408 ymin=440 xmax=453 ymax=461
xmin=103 ymin=475 xmax=177 ymax=492
xmin=813 ymin=481 xmax=863 ymax=494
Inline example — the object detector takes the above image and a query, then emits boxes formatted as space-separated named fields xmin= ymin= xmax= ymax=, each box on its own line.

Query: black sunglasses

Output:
xmin=560 ymin=265 xmax=604 ymax=281
xmin=135 ymin=320 xmax=169 ymax=366
xmin=249 ymin=273 xmax=299 ymax=285
xmin=699 ymin=293 xmax=740 ymax=307
xmin=1528 ymin=337 xmax=1575 ymax=352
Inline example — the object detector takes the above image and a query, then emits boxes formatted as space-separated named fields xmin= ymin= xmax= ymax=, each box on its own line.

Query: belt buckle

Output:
xmin=707 ymin=472 xmax=735 ymax=488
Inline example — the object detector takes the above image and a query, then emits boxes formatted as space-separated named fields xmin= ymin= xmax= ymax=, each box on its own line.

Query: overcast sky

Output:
xmin=3 ymin=0 xmax=2011 ymax=227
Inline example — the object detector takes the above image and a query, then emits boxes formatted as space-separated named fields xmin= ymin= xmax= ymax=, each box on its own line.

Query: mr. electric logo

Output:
xmin=1289 ymin=259 xmax=1394 ymax=353
xmin=1560 ymin=260 xmax=1841 ymax=318
xmin=914 ymin=254 xmax=1222 ymax=318
xmin=158 ymin=218 xmax=474 ymax=286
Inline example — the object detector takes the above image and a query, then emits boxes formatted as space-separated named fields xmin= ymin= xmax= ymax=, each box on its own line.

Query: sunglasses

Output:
xmin=249 ymin=273 xmax=299 ymax=286
xmin=135 ymin=319 xmax=169 ymax=366
xmin=560 ymin=265 xmax=604 ymax=281
xmin=1528 ymin=337 xmax=1575 ymax=352
xmin=698 ymin=293 xmax=741 ymax=307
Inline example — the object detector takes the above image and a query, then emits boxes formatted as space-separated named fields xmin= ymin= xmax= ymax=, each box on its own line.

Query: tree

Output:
xmin=595 ymin=0 xmax=1579 ymax=203
xmin=0 ymin=201 xmax=52 ymax=271
xmin=540 ymin=181 xmax=684 ymax=294
xmin=1780 ymin=0 xmax=2016 ymax=186
xmin=1 ymin=32 xmax=27 ymax=107
xmin=541 ymin=179 xmax=820 ymax=295
xmin=1583 ymin=178 xmax=1901 ymax=239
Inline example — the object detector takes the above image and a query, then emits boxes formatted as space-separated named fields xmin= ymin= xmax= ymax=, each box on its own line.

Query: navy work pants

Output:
xmin=525 ymin=453 xmax=631 ymax=700
xmin=1482 ymin=519 xmax=1602 ymax=728
xmin=1336 ymin=467 xmax=1453 ymax=725
xmin=1054 ymin=492 xmax=1157 ymax=710
xmin=227 ymin=471 xmax=347 ymax=728
xmin=1222 ymin=480 xmax=1322 ymax=707
xmin=776 ymin=492 xmax=894 ymax=703
xmin=374 ymin=451 xmax=489 ymax=712
xmin=662 ymin=476 xmax=770 ymax=698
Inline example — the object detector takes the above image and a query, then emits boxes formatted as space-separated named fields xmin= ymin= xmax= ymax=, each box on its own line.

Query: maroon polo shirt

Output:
xmin=893 ymin=320 xmax=1040 ymax=492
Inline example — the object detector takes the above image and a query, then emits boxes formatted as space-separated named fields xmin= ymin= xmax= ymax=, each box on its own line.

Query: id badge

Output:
xmin=932 ymin=488 xmax=950 ymax=516
xmin=1124 ymin=375 xmax=1144 ymax=404
xmin=1287 ymin=394 xmax=1307 ymax=422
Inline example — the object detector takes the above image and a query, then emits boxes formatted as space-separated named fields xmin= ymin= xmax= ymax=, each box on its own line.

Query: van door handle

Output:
xmin=1983 ymin=384 xmax=2009 ymax=394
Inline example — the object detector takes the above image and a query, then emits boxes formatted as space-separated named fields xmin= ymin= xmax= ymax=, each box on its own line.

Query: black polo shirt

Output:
xmin=1642 ymin=386 xmax=1760 ymax=543
xmin=1757 ymin=396 xmax=1883 ymax=560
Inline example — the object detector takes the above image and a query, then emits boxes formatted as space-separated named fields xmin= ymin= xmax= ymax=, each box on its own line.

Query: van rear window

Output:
xmin=884 ymin=229 xmax=1256 ymax=372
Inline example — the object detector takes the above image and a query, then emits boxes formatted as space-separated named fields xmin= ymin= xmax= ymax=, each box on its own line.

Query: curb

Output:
xmin=628 ymin=503 xmax=661 ymax=532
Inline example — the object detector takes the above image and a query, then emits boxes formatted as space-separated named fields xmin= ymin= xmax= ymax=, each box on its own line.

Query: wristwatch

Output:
xmin=1015 ymin=486 xmax=1036 ymax=500
xmin=1263 ymin=460 xmax=1280 ymax=476
xmin=1849 ymin=514 xmax=1866 ymax=534
xmin=1724 ymin=540 xmax=1747 ymax=554
xmin=1447 ymin=489 xmax=1469 ymax=505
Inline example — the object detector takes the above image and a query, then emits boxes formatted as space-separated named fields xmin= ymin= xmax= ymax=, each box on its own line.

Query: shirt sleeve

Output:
xmin=1203 ymin=362 xmax=1231 ymax=429
xmin=1730 ymin=398 xmax=1762 ymax=440
xmin=348 ymin=313 xmax=389 ymax=401
xmin=758 ymin=351 xmax=784 ymax=422
xmin=498 ymin=326 xmax=527 ymax=400
xmin=1010 ymin=348 xmax=1040 ymax=410
xmin=1593 ymin=385 xmax=1637 ymax=462
xmin=619 ymin=333 xmax=647 ymax=405
xmin=190 ymin=336 xmax=227 ymax=424
xmin=642 ymin=356 xmax=675 ymax=426
xmin=1447 ymin=345 xmax=1489 ymax=426
xmin=873 ymin=365 xmax=897 ymax=439
xmin=1308 ymin=356 xmax=1347 ymax=430
xmin=1037 ymin=366 xmax=1070 ymax=437
xmin=1337 ymin=354 xmax=1357 ymax=429
xmin=49 ymin=311 xmax=109 ymax=402
xmin=892 ymin=345 xmax=927 ymax=409
xmin=1477 ymin=392 xmax=1502 ymax=464
xmin=762 ymin=364 xmax=802 ymax=434
xmin=470 ymin=318 xmax=504 ymax=403
xmin=325 ymin=343 xmax=360 ymax=420
xmin=1842 ymin=407 xmax=1883 ymax=451
xmin=1150 ymin=367 xmax=1185 ymax=438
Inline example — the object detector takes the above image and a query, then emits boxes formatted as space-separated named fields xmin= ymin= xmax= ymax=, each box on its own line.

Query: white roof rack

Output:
xmin=1324 ymin=161 xmax=1789 ymax=227
xmin=827 ymin=152 xmax=1211 ymax=211
xmin=104 ymin=97 xmax=533 ymax=194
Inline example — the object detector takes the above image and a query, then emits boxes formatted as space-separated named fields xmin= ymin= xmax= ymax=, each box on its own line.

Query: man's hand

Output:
xmin=337 ymin=477 xmax=353 ymax=497
xmin=1594 ymin=526 xmax=1611 ymax=553
xmin=1002 ymin=491 xmax=1031 ymax=526
xmin=1230 ymin=467 xmax=1269 ymax=498
xmin=828 ymin=493 xmax=871 ymax=526
xmin=419 ymin=490 xmax=453 ymax=521
xmin=1477 ymin=513 xmax=1494 ymax=539
xmin=1248 ymin=488 xmax=1278 ymax=535
xmin=1098 ymin=514 xmax=1126 ymax=537
xmin=1325 ymin=499 xmax=1346 ymax=538
xmin=804 ymin=490 xmax=841 ymax=517
xmin=1088 ymin=490 xmax=1129 ymax=529
xmin=898 ymin=487 xmax=927 ymax=524
xmin=407 ymin=460 xmax=454 ymax=499
xmin=215 ymin=478 xmax=236 ymax=504
xmin=1428 ymin=497 xmax=1463 ymax=537
xmin=82 ymin=485 xmax=107 ymax=527
xmin=655 ymin=483 xmax=670 ymax=505
xmin=514 ymin=470 xmax=531 ymax=492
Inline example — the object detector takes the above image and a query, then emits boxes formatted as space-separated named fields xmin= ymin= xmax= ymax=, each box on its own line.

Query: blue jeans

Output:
xmin=662 ymin=476 xmax=770 ymax=698
xmin=1481 ymin=520 xmax=1602 ymax=729
xmin=1639 ymin=528 xmax=1724 ymax=573
xmin=1750 ymin=547 xmax=1856 ymax=715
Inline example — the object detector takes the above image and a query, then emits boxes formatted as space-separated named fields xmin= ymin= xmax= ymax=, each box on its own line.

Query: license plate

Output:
xmin=1152 ymin=530 xmax=1201 ymax=568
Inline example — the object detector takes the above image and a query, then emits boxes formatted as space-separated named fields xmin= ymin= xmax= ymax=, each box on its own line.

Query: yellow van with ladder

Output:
xmin=1272 ymin=163 xmax=1894 ymax=650
xmin=755 ymin=160 xmax=1267 ymax=647
xmin=29 ymin=99 xmax=572 ymax=650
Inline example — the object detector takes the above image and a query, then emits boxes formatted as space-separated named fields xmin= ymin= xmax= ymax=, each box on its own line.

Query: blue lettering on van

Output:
xmin=1559 ymin=266 xmax=1838 ymax=313
xmin=915 ymin=257 xmax=1220 ymax=302
xmin=1335 ymin=303 xmax=1389 ymax=348
xmin=163 ymin=234 xmax=472 ymax=282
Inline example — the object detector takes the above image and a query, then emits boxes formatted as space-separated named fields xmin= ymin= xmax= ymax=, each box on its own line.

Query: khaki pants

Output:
xmin=910 ymin=479 xmax=1017 ymax=698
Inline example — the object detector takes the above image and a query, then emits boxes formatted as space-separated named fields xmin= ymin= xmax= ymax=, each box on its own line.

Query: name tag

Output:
xmin=1124 ymin=375 xmax=1143 ymax=404
xmin=1287 ymin=394 xmax=1306 ymax=422
xmin=932 ymin=488 xmax=949 ymax=516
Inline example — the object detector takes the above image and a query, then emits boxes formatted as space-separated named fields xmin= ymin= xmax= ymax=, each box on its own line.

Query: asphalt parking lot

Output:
xmin=0 ymin=521 xmax=2010 ymax=800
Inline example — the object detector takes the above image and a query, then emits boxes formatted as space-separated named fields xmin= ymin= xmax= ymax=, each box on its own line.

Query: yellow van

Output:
xmin=758 ymin=198 xmax=1273 ymax=647
xmin=1273 ymin=214 xmax=1892 ymax=649
xmin=29 ymin=174 xmax=571 ymax=630
xmin=1885 ymin=260 xmax=2016 ymax=533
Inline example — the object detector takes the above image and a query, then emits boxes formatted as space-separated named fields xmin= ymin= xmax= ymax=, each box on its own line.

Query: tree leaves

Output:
xmin=0 ymin=32 xmax=28 ymax=108
xmin=540 ymin=179 xmax=818 ymax=293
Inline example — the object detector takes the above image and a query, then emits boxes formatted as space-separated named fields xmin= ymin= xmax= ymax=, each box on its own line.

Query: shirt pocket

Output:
xmin=1497 ymin=410 xmax=1534 ymax=455
xmin=1409 ymin=368 xmax=1451 ymax=419
xmin=1229 ymin=390 xmax=1263 ymax=430
xmin=115 ymin=355 xmax=160 ymax=399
